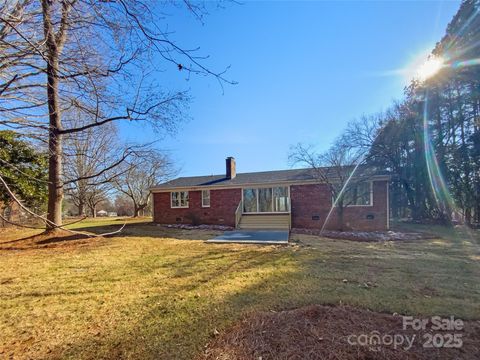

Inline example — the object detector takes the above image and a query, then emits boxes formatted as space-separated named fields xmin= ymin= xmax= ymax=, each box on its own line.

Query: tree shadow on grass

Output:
xmin=46 ymin=246 xmax=296 ymax=360
xmin=0 ymin=231 xmax=102 ymax=251
xmin=0 ymin=221 xmax=221 ymax=251
xmin=35 ymin=233 xmax=91 ymax=245
xmin=73 ymin=221 xmax=224 ymax=241
xmin=11 ymin=236 xmax=480 ymax=359
xmin=110 ymin=246 xmax=480 ymax=360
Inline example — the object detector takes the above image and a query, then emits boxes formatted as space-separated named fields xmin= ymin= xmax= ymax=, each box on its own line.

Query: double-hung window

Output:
xmin=171 ymin=191 xmax=189 ymax=208
xmin=202 ymin=190 xmax=210 ymax=207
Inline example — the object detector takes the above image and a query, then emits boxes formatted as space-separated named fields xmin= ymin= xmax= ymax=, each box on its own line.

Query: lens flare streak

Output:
xmin=320 ymin=159 xmax=366 ymax=233
xmin=321 ymin=7 xmax=480 ymax=232
xmin=451 ymin=58 xmax=480 ymax=69
xmin=423 ymin=90 xmax=459 ymax=217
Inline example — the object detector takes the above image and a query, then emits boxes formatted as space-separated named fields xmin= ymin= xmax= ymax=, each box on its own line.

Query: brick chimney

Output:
xmin=226 ymin=157 xmax=236 ymax=179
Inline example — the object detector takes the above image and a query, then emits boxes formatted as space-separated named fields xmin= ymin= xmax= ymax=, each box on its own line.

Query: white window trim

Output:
xmin=170 ymin=191 xmax=189 ymax=208
xmin=333 ymin=181 xmax=374 ymax=207
xmin=241 ymin=186 xmax=291 ymax=214
xmin=202 ymin=190 xmax=211 ymax=208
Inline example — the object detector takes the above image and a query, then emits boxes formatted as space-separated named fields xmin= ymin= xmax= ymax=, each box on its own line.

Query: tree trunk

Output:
xmin=78 ymin=201 xmax=85 ymax=216
xmin=91 ymin=204 xmax=97 ymax=218
xmin=465 ymin=207 xmax=472 ymax=226
xmin=43 ymin=0 xmax=63 ymax=231
xmin=133 ymin=206 xmax=140 ymax=218
xmin=337 ymin=205 xmax=345 ymax=232
xmin=133 ymin=203 xmax=148 ymax=218
xmin=476 ymin=202 xmax=480 ymax=224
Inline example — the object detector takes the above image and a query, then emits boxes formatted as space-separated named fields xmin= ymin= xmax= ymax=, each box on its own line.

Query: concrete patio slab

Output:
xmin=207 ymin=230 xmax=289 ymax=244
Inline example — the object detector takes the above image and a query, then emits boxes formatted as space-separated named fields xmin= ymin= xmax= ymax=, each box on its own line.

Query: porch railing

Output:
xmin=235 ymin=199 xmax=243 ymax=228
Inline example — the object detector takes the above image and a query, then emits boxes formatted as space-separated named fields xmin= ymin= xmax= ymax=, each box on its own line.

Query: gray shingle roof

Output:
xmin=151 ymin=166 xmax=390 ymax=191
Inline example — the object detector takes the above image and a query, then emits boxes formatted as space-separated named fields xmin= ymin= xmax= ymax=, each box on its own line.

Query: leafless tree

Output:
xmin=340 ymin=114 xmax=383 ymax=153
xmin=0 ymin=0 xmax=233 ymax=231
xmin=63 ymin=110 xmax=124 ymax=216
xmin=114 ymin=194 xmax=134 ymax=217
xmin=289 ymin=140 xmax=375 ymax=231
xmin=85 ymin=186 xmax=109 ymax=218
xmin=113 ymin=150 xmax=176 ymax=217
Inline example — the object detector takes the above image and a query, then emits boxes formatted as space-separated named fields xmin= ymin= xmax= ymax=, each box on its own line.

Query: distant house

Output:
xmin=151 ymin=157 xmax=390 ymax=231
xmin=97 ymin=210 xmax=108 ymax=217
xmin=108 ymin=212 xmax=118 ymax=217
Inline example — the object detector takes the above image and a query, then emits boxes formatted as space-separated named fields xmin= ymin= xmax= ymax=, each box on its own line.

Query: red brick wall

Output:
xmin=290 ymin=183 xmax=332 ymax=229
xmin=152 ymin=188 xmax=241 ymax=227
xmin=291 ymin=181 xmax=389 ymax=231
xmin=153 ymin=181 xmax=389 ymax=231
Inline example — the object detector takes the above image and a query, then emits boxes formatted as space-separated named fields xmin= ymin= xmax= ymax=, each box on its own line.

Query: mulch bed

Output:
xmin=201 ymin=305 xmax=480 ymax=360
xmin=291 ymin=228 xmax=436 ymax=242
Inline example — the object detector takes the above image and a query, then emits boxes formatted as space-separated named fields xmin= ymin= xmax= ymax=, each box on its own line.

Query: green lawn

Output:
xmin=0 ymin=218 xmax=479 ymax=359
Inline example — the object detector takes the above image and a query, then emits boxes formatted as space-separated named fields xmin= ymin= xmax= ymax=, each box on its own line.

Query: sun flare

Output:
xmin=416 ymin=56 xmax=444 ymax=81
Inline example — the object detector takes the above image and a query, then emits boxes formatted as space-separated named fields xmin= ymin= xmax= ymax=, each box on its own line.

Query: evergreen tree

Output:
xmin=0 ymin=131 xmax=48 ymax=210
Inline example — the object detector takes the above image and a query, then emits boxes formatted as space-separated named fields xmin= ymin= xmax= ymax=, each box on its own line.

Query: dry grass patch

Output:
xmin=0 ymin=219 xmax=479 ymax=359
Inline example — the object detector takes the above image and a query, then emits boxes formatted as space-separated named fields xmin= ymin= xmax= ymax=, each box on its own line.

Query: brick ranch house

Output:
xmin=151 ymin=157 xmax=390 ymax=231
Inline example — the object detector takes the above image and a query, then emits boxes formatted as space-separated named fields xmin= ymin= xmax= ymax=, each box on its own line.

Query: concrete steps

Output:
xmin=238 ymin=214 xmax=290 ymax=230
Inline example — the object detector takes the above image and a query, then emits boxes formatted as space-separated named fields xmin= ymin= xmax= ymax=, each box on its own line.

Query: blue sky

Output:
xmin=120 ymin=0 xmax=460 ymax=177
